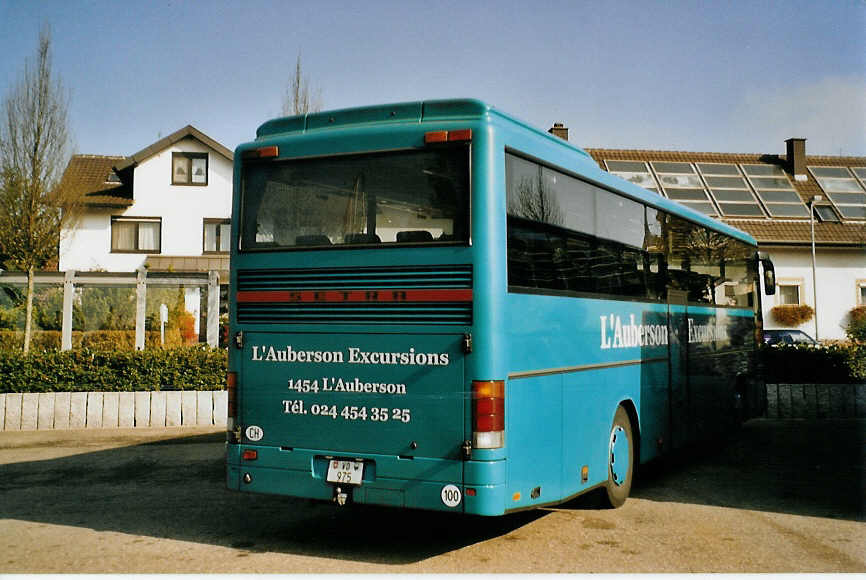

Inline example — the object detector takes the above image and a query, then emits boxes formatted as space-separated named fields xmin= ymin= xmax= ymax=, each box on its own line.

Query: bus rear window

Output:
xmin=240 ymin=147 xmax=469 ymax=250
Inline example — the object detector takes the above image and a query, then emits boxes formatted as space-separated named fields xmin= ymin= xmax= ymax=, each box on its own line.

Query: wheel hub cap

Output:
xmin=609 ymin=425 xmax=629 ymax=486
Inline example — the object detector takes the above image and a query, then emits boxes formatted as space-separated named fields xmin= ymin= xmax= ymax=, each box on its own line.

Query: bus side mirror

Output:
xmin=761 ymin=259 xmax=776 ymax=295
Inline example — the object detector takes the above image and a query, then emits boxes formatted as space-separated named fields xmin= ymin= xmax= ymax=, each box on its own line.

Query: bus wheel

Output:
xmin=603 ymin=405 xmax=634 ymax=508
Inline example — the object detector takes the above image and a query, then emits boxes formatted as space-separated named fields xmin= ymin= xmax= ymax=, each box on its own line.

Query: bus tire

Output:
xmin=603 ymin=405 xmax=634 ymax=509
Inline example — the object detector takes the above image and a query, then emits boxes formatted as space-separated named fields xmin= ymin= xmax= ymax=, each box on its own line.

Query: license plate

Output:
xmin=326 ymin=460 xmax=364 ymax=485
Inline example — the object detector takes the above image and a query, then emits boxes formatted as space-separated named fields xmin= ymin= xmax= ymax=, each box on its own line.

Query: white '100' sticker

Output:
xmin=441 ymin=484 xmax=462 ymax=507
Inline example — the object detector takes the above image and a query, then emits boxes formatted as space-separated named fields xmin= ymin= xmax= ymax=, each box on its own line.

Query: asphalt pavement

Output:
xmin=0 ymin=418 xmax=863 ymax=573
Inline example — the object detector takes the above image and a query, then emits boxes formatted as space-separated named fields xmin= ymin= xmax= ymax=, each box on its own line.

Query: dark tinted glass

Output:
xmin=240 ymin=147 xmax=469 ymax=250
xmin=506 ymin=153 xmax=755 ymax=306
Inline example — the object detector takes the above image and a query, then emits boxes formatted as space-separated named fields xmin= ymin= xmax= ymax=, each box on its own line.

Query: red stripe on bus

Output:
xmin=236 ymin=289 xmax=473 ymax=303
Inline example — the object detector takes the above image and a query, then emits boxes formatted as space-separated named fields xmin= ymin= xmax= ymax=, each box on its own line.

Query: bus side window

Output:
xmin=620 ymin=248 xmax=646 ymax=297
xmin=646 ymin=252 xmax=666 ymax=300
xmin=564 ymin=233 xmax=593 ymax=292
xmin=507 ymin=234 xmax=533 ymax=287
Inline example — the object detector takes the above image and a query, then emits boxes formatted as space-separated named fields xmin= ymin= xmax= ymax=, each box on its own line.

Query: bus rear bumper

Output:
xmin=227 ymin=445 xmax=507 ymax=515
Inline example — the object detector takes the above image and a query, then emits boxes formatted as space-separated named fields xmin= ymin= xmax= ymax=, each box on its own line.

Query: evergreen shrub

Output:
xmin=761 ymin=342 xmax=866 ymax=384
xmin=846 ymin=306 xmax=866 ymax=344
xmin=0 ymin=346 xmax=227 ymax=393
xmin=0 ymin=329 xmax=185 ymax=351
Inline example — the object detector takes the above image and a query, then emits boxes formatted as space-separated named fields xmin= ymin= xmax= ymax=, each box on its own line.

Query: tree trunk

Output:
xmin=23 ymin=265 xmax=35 ymax=354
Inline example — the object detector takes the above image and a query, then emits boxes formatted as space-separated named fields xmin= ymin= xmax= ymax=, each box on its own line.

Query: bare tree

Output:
xmin=508 ymin=175 xmax=564 ymax=226
xmin=282 ymin=53 xmax=322 ymax=116
xmin=0 ymin=26 xmax=78 ymax=353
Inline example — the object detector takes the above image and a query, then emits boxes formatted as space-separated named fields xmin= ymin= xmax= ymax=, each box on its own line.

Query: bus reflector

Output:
xmin=425 ymin=129 xmax=472 ymax=144
xmin=257 ymin=146 xmax=279 ymax=158
xmin=448 ymin=129 xmax=472 ymax=142
xmin=242 ymin=449 xmax=258 ymax=461
xmin=227 ymin=371 xmax=238 ymax=443
xmin=472 ymin=380 xmax=505 ymax=449
xmin=227 ymin=372 xmax=238 ymax=418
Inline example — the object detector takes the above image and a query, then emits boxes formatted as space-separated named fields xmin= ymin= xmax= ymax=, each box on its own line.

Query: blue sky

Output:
xmin=2 ymin=0 xmax=864 ymax=157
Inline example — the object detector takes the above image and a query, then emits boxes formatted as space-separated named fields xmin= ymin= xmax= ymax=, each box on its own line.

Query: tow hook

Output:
xmin=333 ymin=486 xmax=349 ymax=506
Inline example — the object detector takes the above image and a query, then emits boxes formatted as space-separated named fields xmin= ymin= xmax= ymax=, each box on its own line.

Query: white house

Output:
xmin=58 ymin=126 xmax=234 ymax=336
xmin=59 ymin=125 xmax=233 ymax=272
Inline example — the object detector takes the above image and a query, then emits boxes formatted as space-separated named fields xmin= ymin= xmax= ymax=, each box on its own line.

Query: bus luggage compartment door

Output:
xmin=238 ymin=332 xmax=466 ymax=460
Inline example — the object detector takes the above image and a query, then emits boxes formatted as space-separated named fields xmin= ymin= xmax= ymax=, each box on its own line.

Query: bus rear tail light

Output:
xmin=472 ymin=380 xmax=505 ymax=449
xmin=242 ymin=145 xmax=279 ymax=159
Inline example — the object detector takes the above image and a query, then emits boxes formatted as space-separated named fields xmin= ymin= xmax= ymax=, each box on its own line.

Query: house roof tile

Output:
xmin=57 ymin=155 xmax=133 ymax=207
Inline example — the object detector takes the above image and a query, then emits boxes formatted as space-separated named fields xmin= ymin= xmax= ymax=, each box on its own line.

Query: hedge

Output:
xmin=761 ymin=342 xmax=866 ymax=384
xmin=0 ymin=329 xmax=187 ymax=351
xmin=0 ymin=346 xmax=227 ymax=393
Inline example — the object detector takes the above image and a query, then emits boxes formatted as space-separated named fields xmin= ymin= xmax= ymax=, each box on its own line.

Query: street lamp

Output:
xmin=808 ymin=195 xmax=822 ymax=341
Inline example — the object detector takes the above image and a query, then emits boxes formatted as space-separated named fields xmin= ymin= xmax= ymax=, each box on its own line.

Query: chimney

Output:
xmin=548 ymin=122 xmax=568 ymax=141
xmin=785 ymin=138 xmax=807 ymax=181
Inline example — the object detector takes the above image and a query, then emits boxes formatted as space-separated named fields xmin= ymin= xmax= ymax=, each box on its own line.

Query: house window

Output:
xmin=172 ymin=152 xmax=208 ymax=185
xmin=203 ymin=219 xmax=231 ymax=253
xmin=111 ymin=217 xmax=161 ymax=253
xmin=777 ymin=282 xmax=802 ymax=305
xmin=858 ymin=281 xmax=866 ymax=306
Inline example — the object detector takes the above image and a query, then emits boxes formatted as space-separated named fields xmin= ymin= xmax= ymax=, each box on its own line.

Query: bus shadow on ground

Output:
xmin=626 ymin=418 xmax=865 ymax=522
xmin=0 ymin=431 xmax=543 ymax=565
xmin=0 ymin=418 xmax=861 ymax=565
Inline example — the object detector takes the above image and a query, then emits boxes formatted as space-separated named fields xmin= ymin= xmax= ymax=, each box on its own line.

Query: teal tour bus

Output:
xmin=225 ymin=99 xmax=776 ymax=515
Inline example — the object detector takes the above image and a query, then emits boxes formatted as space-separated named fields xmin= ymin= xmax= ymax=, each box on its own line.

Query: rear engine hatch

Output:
xmin=239 ymin=332 xmax=465 ymax=459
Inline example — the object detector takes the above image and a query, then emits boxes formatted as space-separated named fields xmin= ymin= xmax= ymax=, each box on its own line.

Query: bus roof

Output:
xmin=251 ymin=98 xmax=757 ymax=247
xmin=256 ymin=98 xmax=593 ymax=157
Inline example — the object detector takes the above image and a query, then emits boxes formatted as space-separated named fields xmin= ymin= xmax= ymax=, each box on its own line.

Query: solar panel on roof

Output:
xmin=651 ymin=162 xmax=693 ymax=174
xmin=837 ymin=206 xmax=866 ymax=219
xmin=602 ymin=160 xmax=661 ymax=194
xmin=814 ymin=205 xmax=840 ymax=222
xmin=694 ymin=162 xmax=765 ymax=218
xmin=808 ymin=166 xmax=866 ymax=220
xmin=766 ymin=204 xmax=809 ymax=217
xmin=809 ymin=167 xmax=851 ymax=178
xmin=605 ymin=160 xmax=647 ymax=172
xmin=718 ymin=204 xmax=765 ymax=217
xmin=742 ymin=164 xmax=786 ymax=176
xmin=696 ymin=163 xmax=740 ymax=175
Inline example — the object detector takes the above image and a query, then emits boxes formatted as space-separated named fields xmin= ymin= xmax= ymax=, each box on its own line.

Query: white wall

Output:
xmin=60 ymin=137 xmax=233 ymax=272
xmin=762 ymin=246 xmax=866 ymax=341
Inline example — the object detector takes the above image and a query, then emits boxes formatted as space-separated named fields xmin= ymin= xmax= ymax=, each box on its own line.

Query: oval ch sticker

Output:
xmin=440 ymin=484 xmax=462 ymax=508
xmin=245 ymin=425 xmax=264 ymax=441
